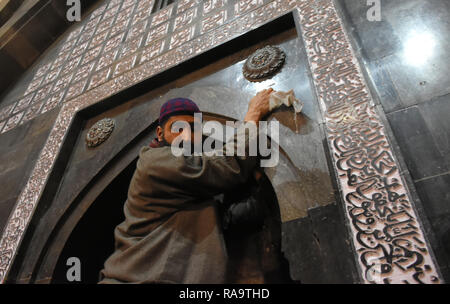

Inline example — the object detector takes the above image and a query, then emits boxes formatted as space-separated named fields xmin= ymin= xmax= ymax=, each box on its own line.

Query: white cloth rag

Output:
xmin=269 ymin=89 xmax=304 ymax=113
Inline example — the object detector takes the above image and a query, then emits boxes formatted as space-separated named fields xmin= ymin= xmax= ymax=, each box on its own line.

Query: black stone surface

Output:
xmin=336 ymin=0 xmax=450 ymax=281
xmin=415 ymin=173 xmax=450 ymax=278
xmin=282 ymin=203 xmax=359 ymax=284
xmin=418 ymin=93 xmax=450 ymax=166
xmin=387 ymin=106 xmax=449 ymax=180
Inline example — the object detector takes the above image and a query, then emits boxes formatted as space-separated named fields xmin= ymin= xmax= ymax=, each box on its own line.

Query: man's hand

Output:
xmin=244 ymin=88 xmax=274 ymax=123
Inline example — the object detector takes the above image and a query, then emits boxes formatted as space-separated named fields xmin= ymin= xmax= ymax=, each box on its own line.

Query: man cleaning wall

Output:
xmin=99 ymin=88 xmax=274 ymax=283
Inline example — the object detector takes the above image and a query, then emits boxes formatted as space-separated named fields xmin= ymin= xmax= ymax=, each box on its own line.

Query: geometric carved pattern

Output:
xmin=177 ymin=0 xmax=197 ymax=13
xmin=0 ymin=0 xmax=442 ymax=284
xmin=201 ymin=9 xmax=227 ymax=33
xmin=234 ymin=0 xmax=263 ymax=16
xmin=203 ymin=0 xmax=227 ymax=15
xmin=173 ymin=7 xmax=197 ymax=32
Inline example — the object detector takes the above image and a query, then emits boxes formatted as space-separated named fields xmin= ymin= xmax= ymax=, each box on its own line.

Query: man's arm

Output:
xmin=136 ymin=89 xmax=274 ymax=199
xmin=244 ymin=88 xmax=273 ymax=124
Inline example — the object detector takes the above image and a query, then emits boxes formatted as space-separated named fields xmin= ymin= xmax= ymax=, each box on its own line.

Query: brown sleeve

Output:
xmin=137 ymin=121 xmax=259 ymax=199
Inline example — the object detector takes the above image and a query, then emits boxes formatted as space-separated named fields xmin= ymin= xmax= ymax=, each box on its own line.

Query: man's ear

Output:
xmin=156 ymin=125 xmax=163 ymax=142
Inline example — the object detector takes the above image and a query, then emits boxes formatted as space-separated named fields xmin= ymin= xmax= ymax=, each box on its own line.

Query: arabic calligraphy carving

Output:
xmin=296 ymin=0 xmax=440 ymax=283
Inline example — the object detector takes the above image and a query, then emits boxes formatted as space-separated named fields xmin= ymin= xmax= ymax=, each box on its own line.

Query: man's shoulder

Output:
xmin=137 ymin=145 xmax=177 ymax=170
xmin=139 ymin=145 xmax=172 ymax=159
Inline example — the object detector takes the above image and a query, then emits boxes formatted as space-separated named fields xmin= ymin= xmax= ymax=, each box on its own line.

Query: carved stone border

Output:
xmin=296 ymin=0 xmax=441 ymax=284
xmin=0 ymin=0 xmax=442 ymax=283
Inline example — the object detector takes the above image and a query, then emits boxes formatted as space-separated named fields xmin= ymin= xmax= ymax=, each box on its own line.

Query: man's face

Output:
xmin=157 ymin=114 xmax=202 ymax=146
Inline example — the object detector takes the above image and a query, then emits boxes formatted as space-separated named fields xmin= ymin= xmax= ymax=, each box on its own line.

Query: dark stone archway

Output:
xmin=6 ymin=21 xmax=359 ymax=283
xmin=49 ymin=126 xmax=294 ymax=283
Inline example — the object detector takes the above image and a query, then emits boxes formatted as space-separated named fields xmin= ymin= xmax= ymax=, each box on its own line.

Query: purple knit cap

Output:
xmin=159 ymin=98 xmax=201 ymax=125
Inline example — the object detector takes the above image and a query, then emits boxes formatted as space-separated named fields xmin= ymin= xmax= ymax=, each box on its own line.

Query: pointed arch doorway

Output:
xmin=50 ymin=113 xmax=294 ymax=284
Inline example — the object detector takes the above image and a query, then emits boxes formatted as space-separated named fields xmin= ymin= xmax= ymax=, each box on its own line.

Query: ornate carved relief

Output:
xmin=295 ymin=0 xmax=441 ymax=284
xmin=242 ymin=45 xmax=286 ymax=81
xmin=86 ymin=118 xmax=115 ymax=148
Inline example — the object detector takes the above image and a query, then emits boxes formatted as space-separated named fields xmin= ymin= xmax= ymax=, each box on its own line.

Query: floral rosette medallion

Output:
xmin=243 ymin=45 xmax=286 ymax=81
xmin=86 ymin=118 xmax=115 ymax=148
